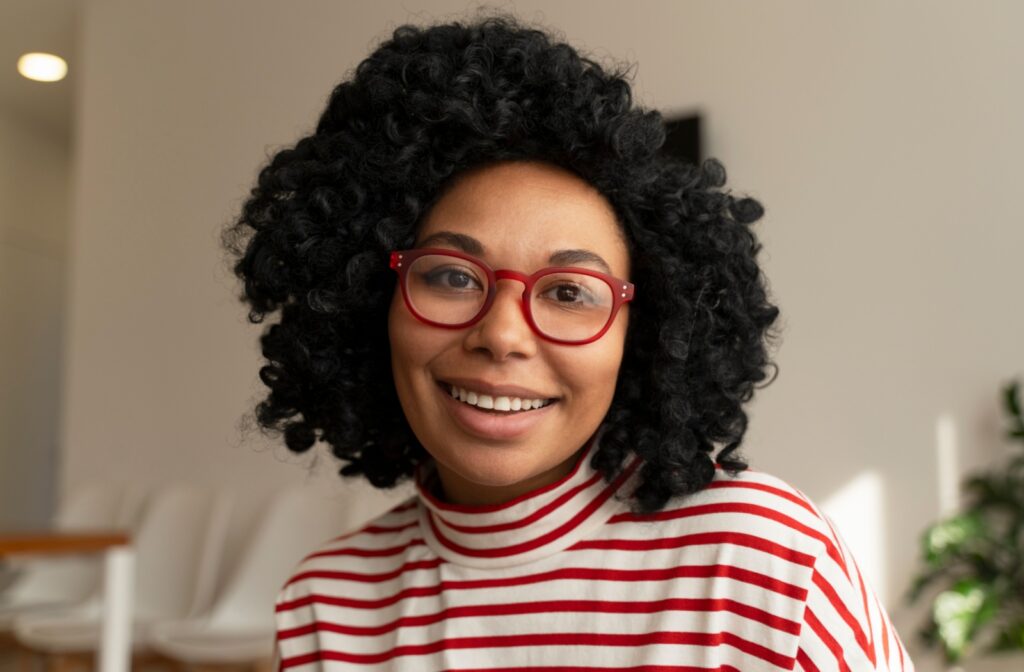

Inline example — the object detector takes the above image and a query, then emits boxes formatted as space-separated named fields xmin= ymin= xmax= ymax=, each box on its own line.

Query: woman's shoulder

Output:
xmin=642 ymin=464 xmax=843 ymax=562
xmin=275 ymin=494 xmax=423 ymax=602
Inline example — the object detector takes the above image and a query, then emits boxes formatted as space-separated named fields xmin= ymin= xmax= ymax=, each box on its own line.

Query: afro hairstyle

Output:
xmin=222 ymin=12 xmax=782 ymax=515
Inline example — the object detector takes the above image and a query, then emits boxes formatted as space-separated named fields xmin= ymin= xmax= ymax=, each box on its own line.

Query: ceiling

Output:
xmin=0 ymin=0 xmax=77 ymax=145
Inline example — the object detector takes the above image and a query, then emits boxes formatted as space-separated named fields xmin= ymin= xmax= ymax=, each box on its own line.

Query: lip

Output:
xmin=437 ymin=381 xmax=558 ymax=440
xmin=437 ymin=376 xmax=558 ymax=401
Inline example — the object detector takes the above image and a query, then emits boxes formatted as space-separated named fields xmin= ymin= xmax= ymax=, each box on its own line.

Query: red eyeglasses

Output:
xmin=390 ymin=248 xmax=635 ymax=345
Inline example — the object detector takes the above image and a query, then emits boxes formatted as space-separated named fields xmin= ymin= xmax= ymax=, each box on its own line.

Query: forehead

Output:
xmin=416 ymin=161 xmax=630 ymax=276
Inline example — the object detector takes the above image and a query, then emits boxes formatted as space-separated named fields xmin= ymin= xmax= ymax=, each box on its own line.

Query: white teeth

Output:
xmin=445 ymin=384 xmax=550 ymax=413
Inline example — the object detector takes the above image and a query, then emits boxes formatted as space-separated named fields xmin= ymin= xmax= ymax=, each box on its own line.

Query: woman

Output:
xmin=224 ymin=13 xmax=913 ymax=671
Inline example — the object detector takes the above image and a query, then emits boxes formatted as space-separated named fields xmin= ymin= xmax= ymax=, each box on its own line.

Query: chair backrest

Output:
xmin=186 ymin=488 xmax=234 ymax=618
xmin=1 ymin=482 xmax=124 ymax=607
xmin=205 ymin=488 xmax=352 ymax=631
xmin=131 ymin=484 xmax=233 ymax=621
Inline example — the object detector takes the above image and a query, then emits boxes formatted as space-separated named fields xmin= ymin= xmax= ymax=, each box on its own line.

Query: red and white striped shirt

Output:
xmin=275 ymin=435 xmax=913 ymax=671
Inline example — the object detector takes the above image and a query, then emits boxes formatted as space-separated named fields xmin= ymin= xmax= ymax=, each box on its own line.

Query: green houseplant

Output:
xmin=906 ymin=379 xmax=1024 ymax=665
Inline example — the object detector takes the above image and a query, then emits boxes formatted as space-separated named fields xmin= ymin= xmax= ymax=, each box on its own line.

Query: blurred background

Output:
xmin=1 ymin=0 xmax=1022 ymax=670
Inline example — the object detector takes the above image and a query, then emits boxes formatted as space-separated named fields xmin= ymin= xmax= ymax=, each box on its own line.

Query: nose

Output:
xmin=463 ymin=278 xmax=537 ymax=360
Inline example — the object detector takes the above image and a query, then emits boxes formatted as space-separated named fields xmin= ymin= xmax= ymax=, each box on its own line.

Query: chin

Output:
xmin=447 ymin=448 xmax=537 ymax=485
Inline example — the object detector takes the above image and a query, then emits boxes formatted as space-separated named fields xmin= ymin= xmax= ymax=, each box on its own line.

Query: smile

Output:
xmin=435 ymin=381 xmax=558 ymax=440
xmin=442 ymin=382 xmax=554 ymax=413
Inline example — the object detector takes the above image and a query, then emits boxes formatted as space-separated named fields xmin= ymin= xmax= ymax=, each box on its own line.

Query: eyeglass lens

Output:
xmin=405 ymin=253 xmax=614 ymax=342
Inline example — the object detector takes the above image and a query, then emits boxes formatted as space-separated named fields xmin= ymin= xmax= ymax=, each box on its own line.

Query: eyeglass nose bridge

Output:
xmin=484 ymin=269 xmax=534 ymax=322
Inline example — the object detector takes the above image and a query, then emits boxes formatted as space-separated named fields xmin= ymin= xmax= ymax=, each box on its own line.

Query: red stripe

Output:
xmin=795 ymin=646 xmax=819 ymax=672
xmin=275 ymin=563 xmax=808 ymax=615
xmin=612 ymin=502 xmax=845 ymax=572
xmin=278 ymin=596 xmax=802 ymax=640
xmin=705 ymin=479 xmax=818 ymax=517
xmin=281 ymin=557 xmax=444 ymax=596
xmin=817 ymin=517 xmax=876 ymax=666
xmin=452 ymin=663 xmax=741 ymax=667
xmin=896 ymin=622 xmax=906 ymax=671
xmin=847 ymin=542 xmax=877 ymax=666
xmin=281 ymin=652 xmax=749 ymax=671
xmin=361 ymin=520 xmax=419 ymax=534
xmin=804 ymin=607 xmax=851 ymax=672
xmin=434 ymin=469 xmax=603 ymax=534
xmin=872 ymin=586 xmax=891 ymax=664
xmin=299 ymin=515 xmax=419 ymax=564
xmin=898 ymin=611 xmax=910 ymax=670
xmin=301 ymin=537 xmax=426 ymax=563
xmin=281 ymin=631 xmax=793 ymax=668
xmin=811 ymin=568 xmax=872 ymax=664
xmin=318 ymin=528 xmax=361 ymax=547
xmin=428 ymin=458 xmax=641 ymax=559
xmin=814 ymin=507 xmax=852 ymax=583
xmin=574 ymin=531 xmax=816 ymax=568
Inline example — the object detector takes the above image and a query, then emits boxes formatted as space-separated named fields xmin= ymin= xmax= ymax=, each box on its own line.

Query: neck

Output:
xmin=431 ymin=443 xmax=589 ymax=508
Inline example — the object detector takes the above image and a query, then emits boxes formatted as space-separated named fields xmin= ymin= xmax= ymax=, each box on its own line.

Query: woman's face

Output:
xmin=388 ymin=160 xmax=631 ymax=506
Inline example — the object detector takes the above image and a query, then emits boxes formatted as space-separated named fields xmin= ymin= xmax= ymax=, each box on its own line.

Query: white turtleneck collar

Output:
xmin=413 ymin=428 xmax=644 ymax=569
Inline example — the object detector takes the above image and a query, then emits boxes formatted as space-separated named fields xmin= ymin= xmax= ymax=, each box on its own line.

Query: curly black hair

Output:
xmin=222 ymin=12 xmax=781 ymax=515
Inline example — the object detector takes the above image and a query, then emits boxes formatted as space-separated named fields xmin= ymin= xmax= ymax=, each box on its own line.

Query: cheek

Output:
xmin=388 ymin=292 xmax=420 ymax=382
xmin=387 ymin=291 xmax=449 ymax=381
xmin=605 ymin=310 xmax=630 ymax=378
xmin=597 ymin=345 xmax=626 ymax=396
xmin=558 ymin=336 xmax=627 ymax=405
xmin=596 ymin=324 xmax=629 ymax=398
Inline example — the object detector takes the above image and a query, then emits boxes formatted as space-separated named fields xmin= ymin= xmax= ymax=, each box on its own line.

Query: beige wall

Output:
xmin=0 ymin=108 xmax=70 ymax=530
xmin=60 ymin=2 xmax=1024 ymax=669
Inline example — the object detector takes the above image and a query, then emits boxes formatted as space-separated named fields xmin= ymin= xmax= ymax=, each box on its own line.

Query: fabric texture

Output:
xmin=274 ymin=434 xmax=914 ymax=671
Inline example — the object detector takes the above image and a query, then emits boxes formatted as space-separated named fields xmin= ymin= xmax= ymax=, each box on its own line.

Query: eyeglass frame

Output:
xmin=389 ymin=247 xmax=636 ymax=345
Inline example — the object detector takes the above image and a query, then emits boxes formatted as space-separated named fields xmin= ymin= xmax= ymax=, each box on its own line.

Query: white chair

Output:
xmin=148 ymin=488 xmax=353 ymax=665
xmin=12 ymin=483 xmax=233 ymax=656
xmin=0 ymin=482 xmax=128 ymax=630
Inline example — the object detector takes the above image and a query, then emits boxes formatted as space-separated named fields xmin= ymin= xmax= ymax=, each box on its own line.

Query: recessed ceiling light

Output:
xmin=17 ymin=52 xmax=68 ymax=82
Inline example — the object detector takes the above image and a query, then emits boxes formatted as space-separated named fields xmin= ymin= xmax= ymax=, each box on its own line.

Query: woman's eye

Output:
xmin=555 ymin=285 xmax=581 ymax=302
xmin=544 ymin=283 xmax=590 ymax=304
xmin=424 ymin=267 xmax=482 ymax=290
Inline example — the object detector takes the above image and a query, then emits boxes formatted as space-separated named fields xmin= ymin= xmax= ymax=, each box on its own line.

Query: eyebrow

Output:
xmin=414 ymin=231 xmax=614 ymax=275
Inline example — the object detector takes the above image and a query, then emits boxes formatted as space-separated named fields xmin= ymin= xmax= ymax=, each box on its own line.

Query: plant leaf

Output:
xmin=932 ymin=578 xmax=999 ymax=662
xmin=923 ymin=513 xmax=984 ymax=566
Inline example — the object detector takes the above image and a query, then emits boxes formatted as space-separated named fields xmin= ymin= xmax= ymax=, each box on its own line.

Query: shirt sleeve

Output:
xmin=795 ymin=514 xmax=914 ymax=671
